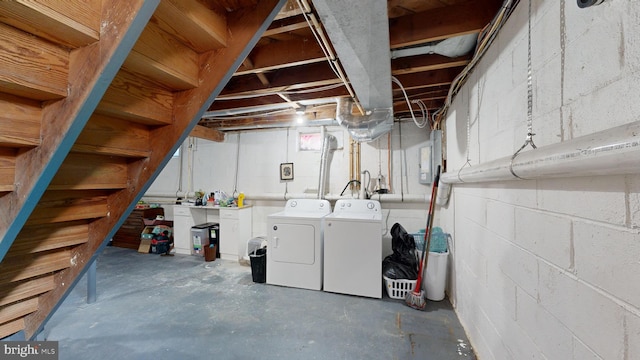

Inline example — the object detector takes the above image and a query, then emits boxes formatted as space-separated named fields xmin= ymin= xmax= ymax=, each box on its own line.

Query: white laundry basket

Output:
xmin=423 ymin=250 xmax=449 ymax=301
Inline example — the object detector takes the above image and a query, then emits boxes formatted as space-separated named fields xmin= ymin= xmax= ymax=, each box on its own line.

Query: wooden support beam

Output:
xmin=209 ymin=94 xmax=289 ymax=111
xmin=392 ymin=55 xmax=471 ymax=76
xmin=274 ymin=0 xmax=302 ymax=20
xmin=153 ymin=0 xmax=227 ymax=52
xmin=242 ymin=58 xmax=270 ymax=86
xmin=205 ymin=105 xmax=337 ymax=130
xmin=264 ymin=18 xmax=309 ymax=37
xmin=73 ymin=114 xmax=151 ymax=159
xmin=0 ymin=0 xmax=100 ymax=48
xmin=124 ymin=21 xmax=199 ymax=90
xmin=219 ymin=61 xmax=342 ymax=99
xmin=235 ymin=36 xmax=325 ymax=75
xmin=389 ymin=1 xmax=499 ymax=49
xmin=0 ymin=22 xmax=68 ymax=101
xmin=392 ymin=67 xmax=463 ymax=92
xmin=97 ymin=70 xmax=174 ymax=126
xmin=189 ymin=125 xmax=225 ymax=142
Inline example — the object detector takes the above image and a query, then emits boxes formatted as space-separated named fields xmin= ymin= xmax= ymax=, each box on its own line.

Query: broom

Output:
xmin=405 ymin=165 xmax=441 ymax=310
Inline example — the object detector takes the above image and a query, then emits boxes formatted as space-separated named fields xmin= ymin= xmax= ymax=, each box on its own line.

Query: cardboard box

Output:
xmin=138 ymin=239 xmax=151 ymax=253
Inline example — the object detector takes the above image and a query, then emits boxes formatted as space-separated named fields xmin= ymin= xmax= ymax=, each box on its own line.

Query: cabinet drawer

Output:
xmin=220 ymin=210 xmax=238 ymax=220
xmin=174 ymin=206 xmax=191 ymax=216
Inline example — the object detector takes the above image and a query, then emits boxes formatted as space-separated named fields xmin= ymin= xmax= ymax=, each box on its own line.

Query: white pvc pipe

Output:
xmin=441 ymin=121 xmax=640 ymax=184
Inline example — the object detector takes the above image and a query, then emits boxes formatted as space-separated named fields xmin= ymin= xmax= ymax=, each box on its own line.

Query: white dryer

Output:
xmin=323 ymin=199 xmax=382 ymax=298
xmin=267 ymin=199 xmax=331 ymax=290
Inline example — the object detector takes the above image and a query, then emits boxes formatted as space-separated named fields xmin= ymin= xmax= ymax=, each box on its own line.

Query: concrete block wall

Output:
xmin=442 ymin=1 xmax=640 ymax=358
xmin=145 ymin=121 xmax=433 ymax=257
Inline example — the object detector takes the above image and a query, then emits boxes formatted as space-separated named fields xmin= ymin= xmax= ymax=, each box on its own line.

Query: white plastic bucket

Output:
xmin=423 ymin=250 xmax=449 ymax=301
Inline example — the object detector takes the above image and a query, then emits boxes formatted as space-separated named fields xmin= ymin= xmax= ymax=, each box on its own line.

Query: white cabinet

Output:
xmin=219 ymin=207 xmax=252 ymax=261
xmin=173 ymin=206 xmax=206 ymax=255
xmin=173 ymin=205 xmax=252 ymax=260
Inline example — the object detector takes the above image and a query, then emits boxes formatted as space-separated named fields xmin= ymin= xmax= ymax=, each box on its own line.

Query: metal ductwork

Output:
xmin=390 ymin=33 xmax=478 ymax=59
xmin=313 ymin=0 xmax=393 ymax=142
xmin=335 ymin=98 xmax=392 ymax=142
xmin=317 ymin=129 xmax=336 ymax=199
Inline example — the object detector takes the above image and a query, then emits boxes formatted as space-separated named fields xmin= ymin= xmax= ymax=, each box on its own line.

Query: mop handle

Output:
xmin=422 ymin=166 xmax=441 ymax=279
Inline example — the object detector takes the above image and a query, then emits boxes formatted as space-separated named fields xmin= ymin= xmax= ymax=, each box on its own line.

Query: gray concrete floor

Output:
xmin=44 ymin=247 xmax=475 ymax=360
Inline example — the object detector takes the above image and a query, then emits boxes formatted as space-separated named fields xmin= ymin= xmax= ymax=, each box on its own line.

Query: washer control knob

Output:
xmin=367 ymin=202 xmax=375 ymax=209
xmin=319 ymin=203 xmax=325 ymax=207
xmin=290 ymin=201 xmax=297 ymax=207
xmin=340 ymin=203 xmax=345 ymax=208
xmin=347 ymin=203 xmax=351 ymax=207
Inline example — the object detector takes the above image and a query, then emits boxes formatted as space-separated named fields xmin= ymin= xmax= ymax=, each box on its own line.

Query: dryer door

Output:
xmin=270 ymin=223 xmax=316 ymax=265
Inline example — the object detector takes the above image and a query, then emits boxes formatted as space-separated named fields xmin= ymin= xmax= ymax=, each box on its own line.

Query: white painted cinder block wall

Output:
xmin=442 ymin=1 xmax=640 ymax=359
xmin=145 ymin=121 xmax=433 ymax=257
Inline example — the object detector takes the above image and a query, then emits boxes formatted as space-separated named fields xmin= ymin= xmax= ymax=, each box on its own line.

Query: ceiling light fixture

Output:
xmin=295 ymin=105 xmax=306 ymax=115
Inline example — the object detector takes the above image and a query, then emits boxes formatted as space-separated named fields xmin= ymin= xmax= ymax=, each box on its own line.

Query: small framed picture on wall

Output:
xmin=280 ymin=163 xmax=294 ymax=181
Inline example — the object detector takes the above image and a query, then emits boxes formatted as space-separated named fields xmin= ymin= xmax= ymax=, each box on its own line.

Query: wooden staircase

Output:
xmin=0 ymin=0 xmax=285 ymax=339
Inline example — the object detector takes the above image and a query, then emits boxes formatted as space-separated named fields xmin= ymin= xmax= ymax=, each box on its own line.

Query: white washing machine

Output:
xmin=267 ymin=199 xmax=331 ymax=290
xmin=323 ymin=199 xmax=382 ymax=298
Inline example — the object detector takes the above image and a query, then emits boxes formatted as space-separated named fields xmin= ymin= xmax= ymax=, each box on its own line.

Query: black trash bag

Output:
xmin=382 ymin=223 xmax=419 ymax=280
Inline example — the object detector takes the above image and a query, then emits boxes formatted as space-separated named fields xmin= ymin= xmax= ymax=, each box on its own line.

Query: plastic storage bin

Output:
xmin=204 ymin=243 xmax=217 ymax=262
xmin=383 ymin=276 xmax=417 ymax=300
xmin=190 ymin=222 xmax=219 ymax=258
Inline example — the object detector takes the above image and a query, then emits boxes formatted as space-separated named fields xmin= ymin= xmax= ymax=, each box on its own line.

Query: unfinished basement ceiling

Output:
xmin=200 ymin=0 xmax=505 ymax=133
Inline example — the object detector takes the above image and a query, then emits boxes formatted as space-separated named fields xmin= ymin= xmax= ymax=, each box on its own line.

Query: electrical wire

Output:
xmin=391 ymin=76 xmax=430 ymax=129
xmin=434 ymin=0 xmax=520 ymax=128
xmin=215 ymin=83 xmax=345 ymax=101
xmin=296 ymin=0 xmax=365 ymax=115
xmin=204 ymin=108 xmax=293 ymax=120
xmin=339 ymin=180 xmax=361 ymax=196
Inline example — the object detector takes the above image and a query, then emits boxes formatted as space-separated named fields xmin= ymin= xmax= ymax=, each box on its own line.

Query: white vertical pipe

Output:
xmin=441 ymin=121 xmax=640 ymax=184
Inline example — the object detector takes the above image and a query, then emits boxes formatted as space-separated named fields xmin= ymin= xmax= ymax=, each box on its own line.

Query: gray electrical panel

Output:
xmin=418 ymin=130 xmax=442 ymax=184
